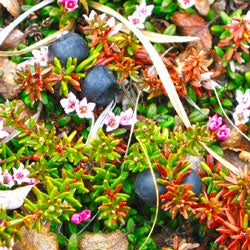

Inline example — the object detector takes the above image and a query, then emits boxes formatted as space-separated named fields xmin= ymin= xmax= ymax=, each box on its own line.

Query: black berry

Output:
xmin=48 ymin=32 xmax=89 ymax=67
xmin=80 ymin=65 xmax=119 ymax=106
xmin=134 ymin=169 xmax=167 ymax=206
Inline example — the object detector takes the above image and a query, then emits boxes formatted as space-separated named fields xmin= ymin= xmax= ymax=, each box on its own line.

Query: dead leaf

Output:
xmin=211 ymin=0 xmax=226 ymax=14
xmin=0 ymin=58 xmax=22 ymax=99
xmin=0 ymin=185 xmax=34 ymax=210
xmin=0 ymin=0 xmax=22 ymax=17
xmin=13 ymin=225 xmax=58 ymax=250
xmin=171 ymin=11 xmax=212 ymax=49
xmin=220 ymin=124 xmax=250 ymax=152
xmin=239 ymin=151 xmax=250 ymax=162
xmin=79 ymin=230 xmax=129 ymax=250
xmin=0 ymin=28 xmax=26 ymax=50
xmin=195 ymin=0 xmax=210 ymax=16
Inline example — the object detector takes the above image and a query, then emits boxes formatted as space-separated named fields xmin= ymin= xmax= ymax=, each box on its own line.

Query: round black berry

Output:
xmin=80 ymin=65 xmax=119 ymax=106
xmin=48 ymin=32 xmax=89 ymax=67
xmin=134 ymin=169 xmax=167 ymax=206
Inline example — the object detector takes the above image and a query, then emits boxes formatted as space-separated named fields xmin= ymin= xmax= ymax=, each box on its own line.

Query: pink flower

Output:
xmin=12 ymin=163 xmax=33 ymax=185
xmin=119 ymin=108 xmax=136 ymax=126
xmin=60 ymin=92 xmax=79 ymax=114
xmin=79 ymin=209 xmax=92 ymax=221
xmin=31 ymin=46 xmax=49 ymax=67
xmin=0 ymin=120 xmax=9 ymax=139
xmin=128 ymin=14 xmax=146 ymax=29
xmin=59 ymin=0 xmax=78 ymax=12
xmin=71 ymin=212 xmax=82 ymax=224
xmin=104 ymin=111 xmax=120 ymax=132
xmin=16 ymin=46 xmax=49 ymax=70
xmin=128 ymin=0 xmax=154 ymax=29
xmin=83 ymin=10 xmax=122 ymax=36
xmin=232 ymin=105 xmax=250 ymax=125
xmin=235 ymin=89 xmax=250 ymax=109
xmin=135 ymin=0 xmax=154 ymax=17
xmin=76 ymin=97 xmax=96 ymax=119
xmin=71 ymin=209 xmax=91 ymax=224
xmin=178 ymin=0 xmax=195 ymax=9
xmin=208 ymin=114 xmax=223 ymax=131
xmin=0 ymin=168 xmax=14 ymax=188
xmin=105 ymin=17 xmax=122 ymax=37
xmin=216 ymin=124 xmax=230 ymax=140
xmin=83 ymin=10 xmax=106 ymax=24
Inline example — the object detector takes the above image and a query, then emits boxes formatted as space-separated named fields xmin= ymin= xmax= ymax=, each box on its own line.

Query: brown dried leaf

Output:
xmin=239 ymin=151 xmax=250 ymax=162
xmin=171 ymin=11 xmax=212 ymax=49
xmin=220 ymin=124 xmax=250 ymax=153
xmin=13 ymin=225 xmax=58 ymax=250
xmin=195 ymin=0 xmax=210 ymax=16
xmin=79 ymin=230 xmax=129 ymax=250
xmin=0 ymin=28 xmax=26 ymax=50
xmin=0 ymin=0 xmax=22 ymax=17
xmin=0 ymin=58 xmax=22 ymax=99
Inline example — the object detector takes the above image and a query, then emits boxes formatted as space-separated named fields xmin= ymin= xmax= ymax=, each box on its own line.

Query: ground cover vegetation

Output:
xmin=0 ymin=0 xmax=249 ymax=249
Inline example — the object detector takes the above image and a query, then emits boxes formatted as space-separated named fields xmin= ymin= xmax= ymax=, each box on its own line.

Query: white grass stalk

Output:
xmin=0 ymin=0 xmax=55 ymax=47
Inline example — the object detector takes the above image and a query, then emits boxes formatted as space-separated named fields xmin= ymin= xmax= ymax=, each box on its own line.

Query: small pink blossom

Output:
xmin=235 ymin=89 xmax=250 ymax=109
xmin=216 ymin=124 xmax=230 ymax=140
xmin=71 ymin=209 xmax=91 ymax=224
xmin=76 ymin=97 xmax=96 ymax=119
xmin=16 ymin=46 xmax=49 ymax=70
xmin=104 ymin=111 xmax=121 ymax=132
xmin=60 ymin=92 xmax=79 ymax=114
xmin=105 ymin=17 xmax=122 ymax=36
xmin=178 ymin=0 xmax=195 ymax=9
xmin=83 ymin=10 xmax=122 ymax=36
xmin=31 ymin=46 xmax=49 ymax=67
xmin=128 ymin=14 xmax=146 ymax=29
xmin=59 ymin=0 xmax=78 ymax=12
xmin=71 ymin=212 xmax=82 ymax=224
xmin=128 ymin=0 xmax=154 ymax=29
xmin=232 ymin=105 xmax=250 ymax=125
xmin=208 ymin=114 xmax=223 ymax=131
xmin=0 ymin=168 xmax=14 ymax=188
xmin=79 ymin=209 xmax=92 ymax=221
xmin=0 ymin=120 xmax=9 ymax=139
xmin=135 ymin=0 xmax=154 ymax=17
xmin=120 ymin=108 xmax=136 ymax=126
xmin=12 ymin=163 xmax=33 ymax=185
xmin=83 ymin=10 xmax=106 ymax=24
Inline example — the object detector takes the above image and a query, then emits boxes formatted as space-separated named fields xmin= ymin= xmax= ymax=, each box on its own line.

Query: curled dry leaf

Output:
xmin=220 ymin=124 xmax=250 ymax=153
xmin=79 ymin=230 xmax=129 ymax=250
xmin=239 ymin=151 xmax=250 ymax=162
xmin=0 ymin=0 xmax=22 ymax=17
xmin=220 ymin=124 xmax=250 ymax=168
xmin=0 ymin=184 xmax=34 ymax=210
xmin=0 ymin=28 xmax=26 ymax=50
xmin=195 ymin=0 xmax=210 ymax=16
xmin=0 ymin=58 xmax=22 ymax=99
xmin=171 ymin=11 xmax=212 ymax=49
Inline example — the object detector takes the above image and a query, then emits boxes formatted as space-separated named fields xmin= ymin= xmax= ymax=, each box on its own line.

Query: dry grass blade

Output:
xmin=0 ymin=21 xmax=75 ymax=57
xmin=136 ymin=136 xmax=159 ymax=250
xmin=121 ymin=26 xmax=200 ymax=43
